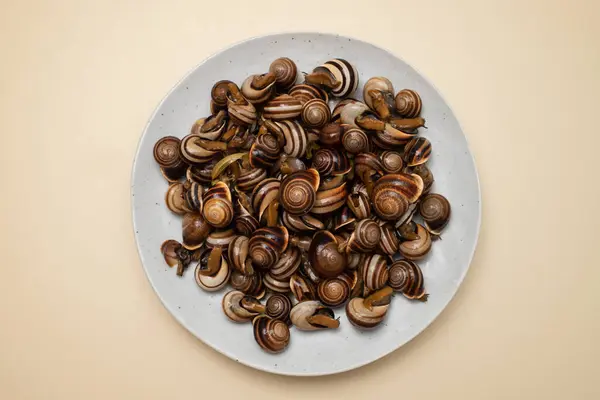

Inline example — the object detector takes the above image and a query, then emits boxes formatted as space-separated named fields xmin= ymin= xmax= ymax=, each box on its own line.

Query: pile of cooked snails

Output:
xmin=153 ymin=57 xmax=451 ymax=354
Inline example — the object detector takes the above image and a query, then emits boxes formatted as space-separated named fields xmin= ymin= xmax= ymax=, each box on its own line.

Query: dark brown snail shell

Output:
xmin=403 ymin=137 xmax=432 ymax=167
xmin=241 ymin=73 xmax=276 ymax=104
xmin=179 ymin=134 xmax=221 ymax=165
xmin=154 ymin=136 xmax=186 ymax=179
xmin=318 ymin=123 xmax=343 ymax=147
xmin=354 ymin=153 xmax=385 ymax=185
xmin=410 ymin=164 xmax=434 ymax=194
xmin=332 ymin=206 xmax=356 ymax=232
xmin=379 ymin=151 xmax=404 ymax=174
xmin=202 ymin=182 xmax=234 ymax=228
xmin=312 ymin=180 xmax=347 ymax=215
xmin=370 ymin=181 xmax=409 ymax=221
xmin=235 ymin=214 xmax=260 ymax=236
xmin=308 ymin=230 xmax=347 ymax=278
xmin=253 ymin=316 xmax=290 ymax=353
xmin=187 ymin=160 xmax=218 ymax=184
xmin=374 ymin=173 xmax=424 ymax=204
xmin=388 ymin=260 xmax=428 ymax=301
xmin=191 ymin=110 xmax=228 ymax=140
xmin=263 ymin=94 xmax=303 ymax=120
xmin=394 ymin=89 xmax=422 ymax=118
xmin=269 ymin=246 xmax=302 ymax=281
xmin=398 ymin=223 xmax=432 ymax=260
xmin=289 ymin=273 xmax=317 ymax=302
xmin=184 ymin=181 xmax=204 ymax=212
xmin=265 ymin=293 xmax=293 ymax=321
xmin=237 ymin=167 xmax=267 ymax=192
xmin=226 ymin=83 xmax=257 ymax=126
xmin=305 ymin=59 xmax=358 ymax=98
xmin=377 ymin=223 xmax=400 ymax=255
xmin=281 ymin=211 xmax=325 ymax=232
xmin=361 ymin=254 xmax=389 ymax=291
xmin=317 ymin=277 xmax=350 ymax=307
xmin=346 ymin=219 xmax=381 ymax=253
xmin=161 ymin=240 xmax=182 ymax=268
xmin=206 ymin=228 xmax=235 ymax=250
xmin=347 ymin=192 xmax=371 ymax=219
xmin=248 ymin=226 xmax=289 ymax=270
xmin=279 ymin=168 xmax=320 ymax=216
xmin=228 ymin=235 xmax=254 ymax=275
xmin=182 ymin=212 xmax=212 ymax=250
xmin=342 ymin=126 xmax=369 ymax=154
xmin=263 ymin=273 xmax=292 ymax=293
xmin=269 ymin=57 xmax=298 ymax=90
xmin=211 ymin=80 xmax=234 ymax=107
xmin=419 ymin=193 xmax=451 ymax=235
xmin=312 ymin=148 xmax=351 ymax=176
xmin=289 ymin=83 xmax=329 ymax=104
xmin=301 ymin=98 xmax=331 ymax=129
xmin=230 ymin=270 xmax=264 ymax=298
xmin=249 ymin=133 xmax=281 ymax=169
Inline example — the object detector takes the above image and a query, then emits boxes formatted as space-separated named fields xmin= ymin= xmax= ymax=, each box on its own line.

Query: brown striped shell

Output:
xmin=235 ymin=214 xmax=260 ymax=236
xmin=289 ymin=83 xmax=328 ymax=104
xmin=202 ymin=182 xmax=234 ymax=228
xmin=361 ymin=254 xmax=389 ymax=291
xmin=410 ymin=164 xmax=434 ymax=194
xmin=237 ymin=167 xmax=267 ymax=192
xmin=278 ymin=120 xmax=308 ymax=158
xmin=249 ymin=133 xmax=281 ymax=169
xmin=281 ymin=212 xmax=325 ymax=232
xmin=251 ymin=178 xmax=280 ymax=221
xmin=195 ymin=251 xmax=230 ymax=292
xmin=263 ymin=94 xmax=303 ymax=120
xmin=182 ymin=212 xmax=212 ymax=250
xmin=346 ymin=289 xmax=390 ymax=328
xmin=264 ymin=273 xmax=292 ymax=293
xmin=301 ymin=98 xmax=331 ymax=129
xmin=403 ymin=137 xmax=432 ymax=167
xmin=290 ymin=301 xmax=340 ymax=330
xmin=165 ymin=183 xmax=192 ymax=215
xmin=395 ymin=89 xmax=422 ymax=118
xmin=312 ymin=148 xmax=351 ymax=176
xmin=380 ymin=151 xmax=404 ymax=174
xmin=312 ymin=179 xmax=347 ymax=215
xmin=317 ymin=277 xmax=350 ymax=307
xmin=186 ymin=161 xmax=217 ymax=184
xmin=184 ymin=181 xmax=204 ymax=212
xmin=318 ymin=122 xmax=344 ymax=146
xmin=211 ymin=80 xmax=233 ymax=107
xmin=279 ymin=168 xmax=320 ymax=215
xmin=289 ymin=273 xmax=316 ymax=302
xmin=419 ymin=193 xmax=451 ymax=235
xmin=222 ymin=290 xmax=260 ymax=323
xmin=269 ymin=57 xmax=298 ymax=90
xmin=230 ymin=270 xmax=264 ymax=297
xmin=154 ymin=136 xmax=185 ymax=170
xmin=342 ymin=126 xmax=369 ymax=154
xmin=346 ymin=219 xmax=381 ymax=253
xmin=265 ymin=293 xmax=293 ymax=321
xmin=248 ymin=226 xmax=289 ymax=270
xmin=226 ymin=83 xmax=257 ymax=126
xmin=179 ymin=134 xmax=220 ymax=165
xmin=398 ymin=223 xmax=432 ymax=260
xmin=305 ymin=59 xmax=358 ymax=98
xmin=228 ymin=235 xmax=254 ymax=275
xmin=377 ymin=223 xmax=400 ymax=255
xmin=388 ymin=260 xmax=428 ymax=301
xmin=205 ymin=228 xmax=235 ymax=250
xmin=161 ymin=240 xmax=182 ymax=268
xmin=269 ymin=246 xmax=302 ymax=281
xmin=253 ymin=316 xmax=290 ymax=353
xmin=347 ymin=192 xmax=371 ymax=219
xmin=190 ymin=110 xmax=228 ymax=140
xmin=241 ymin=73 xmax=276 ymax=104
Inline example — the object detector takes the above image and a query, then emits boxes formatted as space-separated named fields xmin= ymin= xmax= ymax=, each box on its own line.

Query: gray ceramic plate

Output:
xmin=131 ymin=32 xmax=481 ymax=376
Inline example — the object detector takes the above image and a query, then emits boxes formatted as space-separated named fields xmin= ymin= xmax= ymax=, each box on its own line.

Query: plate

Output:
xmin=131 ymin=32 xmax=481 ymax=376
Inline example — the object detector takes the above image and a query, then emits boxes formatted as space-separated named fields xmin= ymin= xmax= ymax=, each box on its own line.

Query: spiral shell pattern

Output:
xmin=265 ymin=293 xmax=293 ymax=321
xmin=371 ymin=185 xmax=409 ymax=221
xmin=312 ymin=148 xmax=351 ymax=176
xmin=222 ymin=290 xmax=258 ymax=323
xmin=361 ymin=254 xmax=389 ymax=291
xmin=211 ymin=80 xmax=233 ymax=107
xmin=289 ymin=83 xmax=328 ymax=104
xmin=281 ymin=212 xmax=325 ymax=232
xmin=279 ymin=168 xmax=319 ymax=215
xmin=179 ymin=134 xmax=219 ymax=165
xmin=403 ymin=137 xmax=432 ymax=167
xmin=342 ymin=127 xmax=369 ymax=154
xmin=363 ymin=77 xmax=394 ymax=110
xmin=312 ymin=180 xmax=347 ymax=215
xmin=154 ymin=136 xmax=184 ymax=169
xmin=317 ymin=278 xmax=350 ymax=307
xmin=249 ymin=133 xmax=280 ymax=169
xmin=263 ymin=273 xmax=292 ymax=293
xmin=347 ymin=192 xmax=371 ymax=219
xmin=374 ymin=173 xmax=424 ymax=204
xmin=346 ymin=297 xmax=389 ymax=328
xmin=269 ymin=57 xmax=298 ymax=90
xmin=395 ymin=89 xmax=422 ymax=118
xmin=230 ymin=270 xmax=264 ymax=297
xmin=202 ymin=182 xmax=234 ymax=228
xmin=347 ymin=219 xmax=381 ymax=253
xmin=263 ymin=94 xmax=303 ymax=120
xmin=301 ymin=98 xmax=331 ymax=129
xmin=184 ymin=181 xmax=203 ymax=212
xmin=377 ymin=223 xmax=399 ymax=255
xmin=315 ymin=59 xmax=359 ymax=98
xmin=251 ymin=178 xmax=280 ymax=221
xmin=410 ymin=164 xmax=434 ymax=194
xmin=241 ymin=73 xmax=276 ymax=104
xmin=380 ymin=151 xmax=404 ymax=174
xmin=227 ymin=99 xmax=257 ymax=126
xmin=248 ymin=226 xmax=289 ymax=270
xmin=237 ymin=168 xmax=267 ymax=191
xmin=269 ymin=246 xmax=301 ymax=280
xmin=206 ymin=229 xmax=235 ymax=250
xmin=419 ymin=193 xmax=451 ymax=235
xmin=278 ymin=120 xmax=308 ymax=158
xmin=235 ymin=214 xmax=260 ymax=237
xmin=165 ymin=183 xmax=191 ymax=215
xmin=388 ymin=260 xmax=428 ymax=301
xmin=253 ymin=316 xmax=290 ymax=354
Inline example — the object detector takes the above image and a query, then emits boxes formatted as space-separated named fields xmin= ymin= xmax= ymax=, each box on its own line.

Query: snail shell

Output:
xmin=227 ymin=83 xmax=257 ymax=126
xmin=372 ymin=128 xmax=413 ymax=149
xmin=249 ymin=133 xmax=281 ymax=169
xmin=235 ymin=214 xmax=260 ymax=236
xmin=182 ymin=212 xmax=212 ymax=250
xmin=377 ymin=223 xmax=400 ymax=255
xmin=410 ymin=164 xmax=434 ymax=194
xmin=206 ymin=228 xmax=235 ymax=250
xmin=153 ymin=136 xmax=186 ymax=174
xmin=312 ymin=180 xmax=347 ymax=215
xmin=361 ymin=254 xmax=389 ymax=291
xmin=318 ymin=122 xmax=344 ymax=147
xmin=165 ymin=183 xmax=192 ymax=215
xmin=281 ymin=211 xmax=325 ymax=232
xmin=354 ymin=153 xmax=385 ymax=183
xmin=251 ymin=178 xmax=280 ymax=221
xmin=308 ymin=230 xmax=347 ymax=278
xmin=222 ymin=290 xmax=259 ymax=323
xmin=301 ymin=98 xmax=331 ymax=129
xmin=195 ymin=252 xmax=230 ymax=291
xmin=288 ymin=83 xmax=329 ymax=104
xmin=269 ymin=57 xmax=298 ymax=90
xmin=371 ymin=183 xmax=409 ymax=221
xmin=179 ymin=134 xmax=220 ymax=165
xmin=347 ymin=252 xmax=367 ymax=270
xmin=403 ymin=137 xmax=432 ymax=167
xmin=278 ymin=120 xmax=308 ymax=158
xmin=264 ymin=273 xmax=292 ymax=293
xmin=230 ymin=270 xmax=264 ymax=298
xmin=419 ymin=193 xmax=451 ymax=235
xmin=253 ymin=316 xmax=290 ymax=353
xmin=191 ymin=110 xmax=228 ymax=140
xmin=289 ymin=273 xmax=316 ymax=302
xmin=347 ymin=219 xmax=381 ymax=253
xmin=290 ymin=301 xmax=340 ymax=330
xmin=161 ymin=240 xmax=182 ymax=268
xmin=305 ymin=59 xmax=358 ymax=98
xmin=279 ymin=168 xmax=320 ymax=216
xmin=312 ymin=148 xmax=351 ymax=177
xmin=397 ymin=220 xmax=420 ymax=241
xmin=342 ymin=126 xmax=369 ymax=154
xmin=374 ymin=173 xmax=424 ymax=204
xmin=202 ymin=182 xmax=234 ymax=228
xmin=388 ymin=260 xmax=428 ymax=301
xmin=263 ymin=94 xmax=303 ymax=120
xmin=317 ymin=277 xmax=350 ymax=307
xmin=340 ymin=101 xmax=369 ymax=126
xmin=333 ymin=206 xmax=356 ymax=232
xmin=241 ymin=73 xmax=276 ymax=104
xmin=228 ymin=235 xmax=254 ymax=276
xmin=265 ymin=293 xmax=293 ymax=321
xmin=331 ymin=98 xmax=359 ymax=122
xmin=237 ymin=167 xmax=267 ymax=192
xmin=398 ymin=223 xmax=432 ymax=260
xmin=347 ymin=192 xmax=371 ymax=219
xmin=269 ymin=246 xmax=302 ymax=281
xmin=248 ymin=226 xmax=289 ymax=270
xmin=346 ymin=291 xmax=390 ymax=328
xmin=187 ymin=160 xmax=218 ymax=184
xmin=278 ymin=155 xmax=307 ymax=175
xmin=394 ymin=89 xmax=422 ymax=118
xmin=380 ymin=151 xmax=404 ymax=174
xmin=211 ymin=80 xmax=234 ymax=107
xmin=184 ymin=181 xmax=204 ymax=212
xmin=363 ymin=77 xmax=394 ymax=109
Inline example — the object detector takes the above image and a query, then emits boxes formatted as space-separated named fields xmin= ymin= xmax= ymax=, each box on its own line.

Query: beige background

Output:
xmin=1 ymin=0 xmax=599 ymax=398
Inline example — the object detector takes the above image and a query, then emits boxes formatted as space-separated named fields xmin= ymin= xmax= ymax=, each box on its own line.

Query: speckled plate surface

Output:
xmin=131 ymin=32 xmax=481 ymax=376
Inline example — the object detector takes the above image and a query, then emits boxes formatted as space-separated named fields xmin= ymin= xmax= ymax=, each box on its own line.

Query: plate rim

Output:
xmin=131 ymin=31 xmax=482 ymax=376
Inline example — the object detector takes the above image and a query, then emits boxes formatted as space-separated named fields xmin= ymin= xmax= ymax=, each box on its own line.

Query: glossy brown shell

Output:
xmin=308 ymin=230 xmax=347 ymax=278
xmin=279 ymin=168 xmax=320 ymax=216
xmin=419 ymin=193 xmax=451 ymax=235
xmin=269 ymin=57 xmax=298 ymax=90
xmin=253 ymin=316 xmax=290 ymax=353
xmin=394 ymin=89 xmax=422 ymax=118
xmin=317 ymin=277 xmax=350 ymax=307
xmin=403 ymin=137 xmax=432 ymax=167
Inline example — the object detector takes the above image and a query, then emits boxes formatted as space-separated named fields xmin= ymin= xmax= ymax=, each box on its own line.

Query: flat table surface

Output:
xmin=1 ymin=1 xmax=599 ymax=399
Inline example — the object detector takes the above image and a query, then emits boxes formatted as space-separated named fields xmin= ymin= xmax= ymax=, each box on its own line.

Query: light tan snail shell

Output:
xmin=398 ymin=223 xmax=432 ymax=260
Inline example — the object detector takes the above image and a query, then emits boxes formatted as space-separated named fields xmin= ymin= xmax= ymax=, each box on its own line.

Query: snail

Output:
xmin=312 ymin=148 xmax=351 ymax=177
xmin=190 ymin=110 xmax=228 ymax=140
xmin=184 ymin=181 xmax=204 ymax=212
xmin=253 ymin=316 xmax=290 ymax=353
xmin=237 ymin=167 xmax=267 ymax=192
xmin=342 ymin=126 xmax=369 ymax=154
xmin=240 ymin=295 xmax=266 ymax=314
xmin=222 ymin=290 xmax=260 ymax=323
xmin=165 ymin=182 xmax=192 ymax=215
xmin=403 ymin=137 xmax=432 ymax=167
xmin=281 ymin=211 xmax=325 ymax=232
xmin=312 ymin=179 xmax=347 ymax=215
xmin=410 ymin=164 xmax=434 ymax=194
xmin=249 ymin=133 xmax=281 ymax=169
xmin=226 ymin=82 xmax=257 ymax=126
xmin=354 ymin=153 xmax=384 ymax=184
xmin=304 ymin=59 xmax=358 ymax=98
xmin=333 ymin=206 xmax=356 ymax=232
xmin=361 ymin=254 xmax=389 ymax=291
xmin=347 ymin=252 xmax=367 ymax=271
xmin=248 ymin=226 xmax=289 ymax=270
xmin=228 ymin=235 xmax=254 ymax=275
xmin=182 ymin=212 xmax=212 ymax=250
xmin=379 ymin=151 xmax=404 ymax=174
xmin=278 ymin=155 xmax=307 ymax=175
xmin=206 ymin=228 xmax=235 ymax=250
xmin=279 ymin=168 xmax=320 ymax=215
xmin=241 ymin=72 xmax=276 ymax=104
xmin=161 ymin=240 xmax=182 ymax=268
xmin=265 ymin=293 xmax=293 ymax=321
xmin=202 ymin=182 xmax=234 ymax=228
xmin=355 ymin=111 xmax=385 ymax=131
xmin=346 ymin=287 xmax=392 ymax=328
xmin=301 ymin=98 xmax=331 ymax=129
xmin=318 ymin=122 xmax=344 ymax=147
xmin=332 ymin=98 xmax=359 ymax=122
xmin=290 ymin=301 xmax=340 ymax=330
xmin=419 ymin=193 xmax=451 ymax=235
xmin=251 ymin=178 xmax=280 ymax=221
xmin=372 ymin=128 xmax=413 ymax=149
xmin=389 ymin=117 xmax=426 ymax=131
xmin=187 ymin=160 xmax=218 ymax=184
xmin=346 ymin=219 xmax=381 ymax=253
xmin=317 ymin=277 xmax=350 ymax=307
xmin=278 ymin=120 xmax=309 ymax=158
xmin=388 ymin=260 xmax=428 ymax=301
xmin=235 ymin=214 xmax=260 ymax=236
xmin=347 ymin=192 xmax=371 ymax=219
xmin=153 ymin=136 xmax=186 ymax=181
xmin=308 ymin=230 xmax=347 ymax=278
xmin=377 ymin=223 xmax=400 ymax=255
xmin=179 ymin=134 xmax=222 ymax=165
xmin=340 ymin=101 xmax=369 ymax=126
xmin=373 ymin=173 xmax=424 ymax=204
xmin=263 ymin=94 xmax=303 ymax=120
xmin=289 ymin=273 xmax=316 ymax=302
xmin=264 ymin=273 xmax=292 ymax=293
xmin=230 ymin=270 xmax=264 ymax=298
xmin=394 ymin=89 xmax=422 ymax=118
xmin=269 ymin=57 xmax=298 ymax=90
xmin=397 ymin=220 xmax=420 ymax=241
xmin=370 ymin=185 xmax=408 ymax=221
xmin=195 ymin=248 xmax=230 ymax=291
xmin=289 ymin=235 xmax=313 ymax=252
xmin=288 ymin=83 xmax=329 ymax=104
xmin=398 ymin=223 xmax=432 ymax=260
xmin=364 ymin=86 xmax=395 ymax=120
xmin=269 ymin=246 xmax=302 ymax=281
xmin=211 ymin=80 xmax=234 ymax=107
